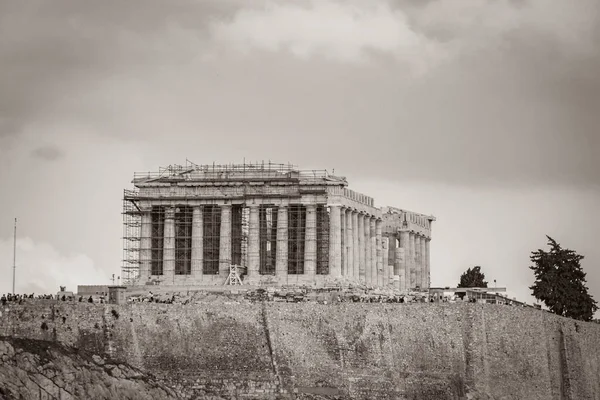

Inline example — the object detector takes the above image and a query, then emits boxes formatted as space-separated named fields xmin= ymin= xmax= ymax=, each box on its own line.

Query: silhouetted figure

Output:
xmin=88 ymin=296 xmax=93 ymax=303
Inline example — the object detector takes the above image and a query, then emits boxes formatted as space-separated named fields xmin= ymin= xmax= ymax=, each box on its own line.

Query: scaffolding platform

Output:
xmin=225 ymin=265 xmax=244 ymax=286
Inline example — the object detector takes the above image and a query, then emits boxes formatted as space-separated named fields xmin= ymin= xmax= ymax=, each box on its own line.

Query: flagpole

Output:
xmin=12 ymin=218 xmax=17 ymax=294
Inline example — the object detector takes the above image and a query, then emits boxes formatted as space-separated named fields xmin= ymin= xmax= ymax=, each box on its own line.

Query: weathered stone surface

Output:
xmin=0 ymin=336 xmax=178 ymax=399
xmin=1 ymin=301 xmax=600 ymax=399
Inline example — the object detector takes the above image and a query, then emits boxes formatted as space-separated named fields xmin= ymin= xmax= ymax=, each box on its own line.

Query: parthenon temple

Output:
xmin=123 ymin=162 xmax=435 ymax=290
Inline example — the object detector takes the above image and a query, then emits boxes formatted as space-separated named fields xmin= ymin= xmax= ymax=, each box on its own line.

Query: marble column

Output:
xmin=247 ymin=205 xmax=260 ymax=282
xmin=415 ymin=235 xmax=422 ymax=289
xmin=352 ymin=211 xmax=359 ymax=280
xmin=364 ymin=215 xmax=372 ymax=285
xmin=191 ymin=206 xmax=203 ymax=280
xmin=425 ymin=238 xmax=431 ymax=290
xmin=357 ymin=213 xmax=365 ymax=283
xmin=304 ymin=204 xmax=317 ymax=279
xmin=382 ymin=237 xmax=389 ymax=287
xmin=390 ymin=235 xmax=398 ymax=284
xmin=394 ymin=246 xmax=403 ymax=290
xmin=219 ymin=204 xmax=232 ymax=278
xmin=163 ymin=207 xmax=175 ymax=283
xmin=340 ymin=207 xmax=346 ymax=276
xmin=399 ymin=231 xmax=409 ymax=291
xmin=420 ymin=236 xmax=427 ymax=289
xmin=345 ymin=209 xmax=353 ymax=278
xmin=409 ymin=232 xmax=416 ymax=289
xmin=138 ymin=211 xmax=152 ymax=283
xmin=376 ymin=219 xmax=382 ymax=288
xmin=275 ymin=206 xmax=288 ymax=281
xmin=370 ymin=218 xmax=377 ymax=286
xmin=328 ymin=205 xmax=342 ymax=279
xmin=388 ymin=234 xmax=397 ymax=273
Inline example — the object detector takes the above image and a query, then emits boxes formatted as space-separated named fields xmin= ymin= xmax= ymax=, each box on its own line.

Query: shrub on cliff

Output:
xmin=529 ymin=236 xmax=598 ymax=321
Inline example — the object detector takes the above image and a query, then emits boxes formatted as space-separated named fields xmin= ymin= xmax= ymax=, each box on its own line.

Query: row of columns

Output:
xmin=139 ymin=205 xmax=427 ymax=290
xmin=390 ymin=231 xmax=430 ymax=291
xmin=328 ymin=206 xmax=383 ymax=287
xmin=140 ymin=204 xmax=335 ymax=283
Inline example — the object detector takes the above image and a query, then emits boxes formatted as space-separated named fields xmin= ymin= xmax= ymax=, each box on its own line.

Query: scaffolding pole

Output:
xmin=12 ymin=218 xmax=16 ymax=294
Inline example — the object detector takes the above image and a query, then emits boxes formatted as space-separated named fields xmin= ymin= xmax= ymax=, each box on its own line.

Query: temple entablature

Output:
xmin=381 ymin=206 xmax=435 ymax=239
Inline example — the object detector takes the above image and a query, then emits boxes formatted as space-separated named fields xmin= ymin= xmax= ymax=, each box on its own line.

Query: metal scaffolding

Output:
xmin=316 ymin=205 xmax=330 ymax=275
xmin=231 ymin=204 xmax=249 ymax=277
xmin=122 ymin=192 xmax=141 ymax=285
xmin=174 ymin=206 xmax=193 ymax=275
xmin=259 ymin=205 xmax=277 ymax=275
xmin=150 ymin=206 xmax=165 ymax=276
xmin=131 ymin=160 xmax=340 ymax=183
xmin=203 ymin=205 xmax=221 ymax=275
xmin=287 ymin=205 xmax=306 ymax=275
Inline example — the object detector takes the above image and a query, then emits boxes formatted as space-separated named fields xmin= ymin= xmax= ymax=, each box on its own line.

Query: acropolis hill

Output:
xmin=2 ymin=162 xmax=600 ymax=399
xmin=2 ymin=300 xmax=600 ymax=399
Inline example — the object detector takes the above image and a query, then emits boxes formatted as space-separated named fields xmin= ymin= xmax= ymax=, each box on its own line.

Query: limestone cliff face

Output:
xmin=0 ymin=337 xmax=178 ymax=400
xmin=1 ymin=302 xmax=600 ymax=399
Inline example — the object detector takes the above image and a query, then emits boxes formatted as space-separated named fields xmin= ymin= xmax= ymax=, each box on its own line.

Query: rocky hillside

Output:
xmin=0 ymin=336 xmax=178 ymax=400
xmin=2 ymin=301 xmax=600 ymax=399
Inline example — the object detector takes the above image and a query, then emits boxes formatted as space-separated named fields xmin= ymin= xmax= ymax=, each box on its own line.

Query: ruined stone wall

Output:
xmin=1 ymin=302 xmax=599 ymax=399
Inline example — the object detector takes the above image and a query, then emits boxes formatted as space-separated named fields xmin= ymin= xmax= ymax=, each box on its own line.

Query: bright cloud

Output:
xmin=0 ymin=237 xmax=109 ymax=295
xmin=209 ymin=0 xmax=600 ymax=74
xmin=209 ymin=1 xmax=444 ymax=71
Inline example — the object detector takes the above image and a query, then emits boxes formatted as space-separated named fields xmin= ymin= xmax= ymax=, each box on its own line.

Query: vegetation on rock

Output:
xmin=529 ymin=236 xmax=598 ymax=321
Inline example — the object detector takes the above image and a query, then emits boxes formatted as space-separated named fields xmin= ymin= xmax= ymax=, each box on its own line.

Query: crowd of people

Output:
xmin=1 ymin=289 xmax=535 ymax=308
xmin=1 ymin=293 xmax=55 ymax=305
xmin=245 ymin=289 xmax=433 ymax=304
xmin=0 ymin=293 xmax=109 ymax=305
xmin=128 ymin=292 xmax=178 ymax=304
xmin=123 ymin=289 xmax=435 ymax=305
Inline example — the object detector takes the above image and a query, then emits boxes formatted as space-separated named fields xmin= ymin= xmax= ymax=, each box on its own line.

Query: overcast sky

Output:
xmin=1 ymin=0 xmax=599 ymax=307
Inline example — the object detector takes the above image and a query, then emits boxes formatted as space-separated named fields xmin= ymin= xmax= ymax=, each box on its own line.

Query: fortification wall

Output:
xmin=1 ymin=302 xmax=599 ymax=399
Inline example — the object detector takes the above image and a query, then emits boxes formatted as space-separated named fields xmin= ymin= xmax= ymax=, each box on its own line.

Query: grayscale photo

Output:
xmin=1 ymin=0 xmax=599 ymax=399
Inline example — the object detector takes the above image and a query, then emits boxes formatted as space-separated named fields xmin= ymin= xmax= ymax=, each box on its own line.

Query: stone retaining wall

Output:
xmin=1 ymin=302 xmax=599 ymax=399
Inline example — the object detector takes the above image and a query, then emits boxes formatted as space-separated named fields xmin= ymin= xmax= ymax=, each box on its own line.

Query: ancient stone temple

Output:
xmin=122 ymin=162 xmax=434 ymax=290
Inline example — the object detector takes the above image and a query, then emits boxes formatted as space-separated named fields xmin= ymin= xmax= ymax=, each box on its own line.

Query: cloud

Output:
xmin=0 ymin=0 xmax=244 ymax=137
xmin=0 ymin=0 xmax=598 ymax=187
xmin=209 ymin=1 xmax=444 ymax=71
xmin=31 ymin=146 xmax=64 ymax=161
xmin=408 ymin=0 xmax=600 ymax=56
xmin=0 ymin=237 xmax=109 ymax=295
xmin=209 ymin=0 xmax=600 ymax=69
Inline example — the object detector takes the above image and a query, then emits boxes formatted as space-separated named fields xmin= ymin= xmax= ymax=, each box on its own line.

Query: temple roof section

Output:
xmin=132 ymin=161 xmax=348 ymax=187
